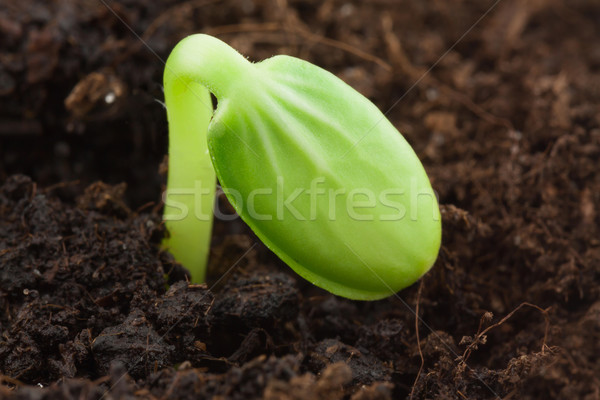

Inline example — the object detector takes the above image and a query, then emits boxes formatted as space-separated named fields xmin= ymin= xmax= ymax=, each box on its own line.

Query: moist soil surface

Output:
xmin=1 ymin=1 xmax=599 ymax=399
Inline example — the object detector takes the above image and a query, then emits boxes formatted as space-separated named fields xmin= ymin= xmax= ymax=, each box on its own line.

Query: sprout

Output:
xmin=162 ymin=34 xmax=441 ymax=300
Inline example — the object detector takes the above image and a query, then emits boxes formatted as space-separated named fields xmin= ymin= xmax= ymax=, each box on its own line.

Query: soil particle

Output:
xmin=356 ymin=318 xmax=410 ymax=366
xmin=308 ymin=339 xmax=392 ymax=386
xmin=263 ymin=362 xmax=353 ymax=400
xmin=92 ymin=309 xmax=174 ymax=379
xmin=209 ymin=269 xmax=300 ymax=332
xmin=146 ymin=280 xmax=213 ymax=342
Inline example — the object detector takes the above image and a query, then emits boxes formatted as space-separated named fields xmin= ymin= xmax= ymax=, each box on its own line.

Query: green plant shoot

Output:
xmin=163 ymin=34 xmax=441 ymax=300
xmin=162 ymin=63 xmax=215 ymax=281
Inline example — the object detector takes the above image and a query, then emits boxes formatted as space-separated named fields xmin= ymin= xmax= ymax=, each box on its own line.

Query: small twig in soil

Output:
xmin=42 ymin=179 xmax=80 ymax=193
xmin=133 ymin=388 xmax=159 ymax=399
xmin=438 ymin=85 xmax=514 ymax=131
xmin=134 ymin=201 xmax=156 ymax=215
xmin=457 ymin=390 xmax=468 ymax=399
xmin=91 ymin=376 xmax=111 ymax=385
xmin=205 ymin=22 xmax=392 ymax=71
xmin=0 ymin=374 xmax=24 ymax=388
xmin=409 ymin=280 xmax=425 ymax=400
xmin=460 ymin=302 xmax=551 ymax=366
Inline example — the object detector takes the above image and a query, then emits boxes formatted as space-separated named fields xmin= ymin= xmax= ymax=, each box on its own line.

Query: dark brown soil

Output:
xmin=1 ymin=0 xmax=599 ymax=399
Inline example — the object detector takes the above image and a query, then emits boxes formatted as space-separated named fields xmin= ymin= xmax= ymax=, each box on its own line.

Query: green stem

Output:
xmin=162 ymin=34 xmax=251 ymax=282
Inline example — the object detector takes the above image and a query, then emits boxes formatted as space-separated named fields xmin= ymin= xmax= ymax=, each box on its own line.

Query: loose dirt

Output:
xmin=1 ymin=0 xmax=599 ymax=399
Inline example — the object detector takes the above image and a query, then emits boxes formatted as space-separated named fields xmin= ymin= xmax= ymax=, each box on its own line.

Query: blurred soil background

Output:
xmin=1 ymin=0 xmax=599 ymax=399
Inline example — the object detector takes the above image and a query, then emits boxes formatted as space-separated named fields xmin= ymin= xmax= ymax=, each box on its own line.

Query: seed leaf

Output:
xmin=201 ymin=38 xmax=441 ymax=300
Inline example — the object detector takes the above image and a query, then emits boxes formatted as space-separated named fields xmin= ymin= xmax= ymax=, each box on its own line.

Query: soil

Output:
xmin=1 ymin=0 xmax=599 ymax=399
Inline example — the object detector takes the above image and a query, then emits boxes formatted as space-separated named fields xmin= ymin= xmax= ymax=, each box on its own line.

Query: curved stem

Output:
xmin=164 ymin=34 xmax=252 ymax=101
xmin=162 ymin=35 xmax=250 ymax=282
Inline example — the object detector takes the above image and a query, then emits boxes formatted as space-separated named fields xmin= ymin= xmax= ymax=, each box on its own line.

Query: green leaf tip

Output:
xmin=163 ymin=34 xmax=442 ymax=300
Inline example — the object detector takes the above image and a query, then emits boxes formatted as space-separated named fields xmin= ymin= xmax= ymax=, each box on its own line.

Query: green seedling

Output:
xmin=162 ymin=34 xmax=441 ymax=300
